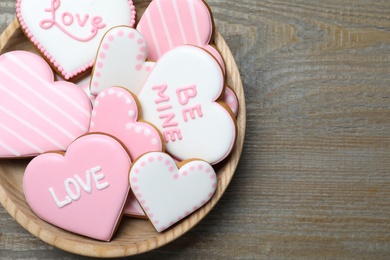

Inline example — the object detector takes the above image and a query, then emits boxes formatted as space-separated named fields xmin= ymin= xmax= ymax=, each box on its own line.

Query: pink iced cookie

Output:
xmin=137 ymin=0 xmax=223 ymax=63
xmin=0 ymin=51 xmax=91 ymax=158
xmin=16 ymin=0 xmax=136 ymax=80
xmin=203 ymin=44 xmax=225 ymax=74
xmin=56 ymin=73 xmax=96 ymax=104
xmin=138 ymin=45 xmax=237 ymax=165
xmin=224 ymin=86 xmax=239 ymax=117
xmin=90 ymin=26 xmax=155 ymax=96
xmin=23 ymin=133 xmax=132 ymax=241
xmin=90 ymin=87 xmax=162 ymax=217
xmin=129 ymin=152 xmax=217 ymax=232
xmin=89 ymin=87 xmax=164 ymax=160
xmin=204 ymin=43 xmax=241 ymax=116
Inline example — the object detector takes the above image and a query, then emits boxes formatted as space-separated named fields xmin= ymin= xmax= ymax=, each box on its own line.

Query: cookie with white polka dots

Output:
xmin=89 ymin=86 xmax=164 ymax=161
xmin=224 ymin=86 xmax=239 ymax=117
xmin=89 ymin=86 xmax=163 ymax=218
xmin=90 ymin=26 xmax=155 ymax=96
xmin=129 ymin=152 xmax=217 ymax=232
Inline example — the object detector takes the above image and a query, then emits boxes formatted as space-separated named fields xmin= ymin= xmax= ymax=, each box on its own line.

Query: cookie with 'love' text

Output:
xmin=16 ymin=0 xmax=137 ymax=80
xmin=23 ymin=133 xmax=132 ymax=241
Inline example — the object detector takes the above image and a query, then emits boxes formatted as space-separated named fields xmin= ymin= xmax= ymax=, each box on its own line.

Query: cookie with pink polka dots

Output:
xmin=90 ymin=26 xmax=155 ymax=96
xmin=129 ymin=152 xmax=217 ymax=232
xmin=89 ymin=87 xmax=164 ymax=161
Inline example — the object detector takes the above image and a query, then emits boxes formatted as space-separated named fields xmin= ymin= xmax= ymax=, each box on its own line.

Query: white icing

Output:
xmin=65 ymin=177 xmax=81 ymax=200
xmin=49 ymin=187 xmax=71 ymax=208
xmin=129 ymin=152 xmax=217 ymax=232
xmin=74 ymin=170 xmax=92 ymax=193
xmin=90 ymin=26 xmax=155 ymax=95
xmin=49 ymin=165 xmax=109 ymax=208
xmin=91 ymin=166 xmax=109 ymax=190
xmin=19 ymin=0 xmax=134 ymax=79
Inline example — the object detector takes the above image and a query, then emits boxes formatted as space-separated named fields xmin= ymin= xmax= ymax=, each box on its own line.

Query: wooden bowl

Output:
xmin=0 ymin=2 xmax=246 ymax=257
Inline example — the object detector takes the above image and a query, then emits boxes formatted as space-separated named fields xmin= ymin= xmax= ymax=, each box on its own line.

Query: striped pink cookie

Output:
xmin=0 ymin=51 xmax=91 ymax=158
xmin=137 ymin=0 xmax=218 ymax=61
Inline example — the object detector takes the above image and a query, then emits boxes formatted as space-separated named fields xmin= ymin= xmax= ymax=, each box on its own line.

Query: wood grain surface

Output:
xmin=1 ymin=0 xmax=390 ymax=259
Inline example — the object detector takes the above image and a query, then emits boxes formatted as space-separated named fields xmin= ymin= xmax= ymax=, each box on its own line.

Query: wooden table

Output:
xmin=1 ymin=0 xmax=390 ymax=258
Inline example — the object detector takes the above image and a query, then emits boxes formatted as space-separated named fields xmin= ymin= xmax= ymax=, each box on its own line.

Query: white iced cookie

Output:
xmin=129 ymin=152 xmax=217 ymax=232
xmin=138 ymin=45 xmax=237 ymax=165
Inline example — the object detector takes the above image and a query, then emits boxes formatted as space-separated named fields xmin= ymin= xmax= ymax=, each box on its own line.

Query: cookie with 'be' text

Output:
xmin=138 ymin=45 xmax=237 ymax=165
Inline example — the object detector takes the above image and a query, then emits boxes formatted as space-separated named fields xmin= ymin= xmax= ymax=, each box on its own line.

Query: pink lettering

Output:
xmin=163 ymin=129 xmax=183 ymax=143
xmin=39 ymin=0 xmax=106 ymax=42
xmin=152 ymin=84 xmax=170 ymax=104
xmin=75 ymin=14 xmax=89 ymax=27
xmin=182 ymin=104 xmax=203 ymax=122
xmin=61 ymin=12 xmax=73 ymax=26
xmin=157 ymin=104 xmax=173 ymax=112
xmin=159 ymin=113 xmax=179 ymax=128
xmin=176 ymin=85 xmax=197 ymax=105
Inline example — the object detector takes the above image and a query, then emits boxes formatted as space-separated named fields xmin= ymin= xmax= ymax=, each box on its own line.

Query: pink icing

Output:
xmin=23 ymin=134 xmax=132 ymax=241
xmin=137 ymin=0 xmax=238 ymax=116
xmin=137 ymin=0 xmax=213 ymax=61
xmin=39 ymin=0 xmax=107 ymax=42
xmin=89 ymin=86 xmax=161 ymax=218
xmin=129 ymin=152 xmax=217 ymax=232
xmin=89 ymin=87 xmax=163 ymax=163
xmin=224 ymin=86 xmax=239 ymax=117
xmin=0 ymin=51 xmax=91 ymax=158
xmin=203 ymin=44 xmax=226 ymax=74
xmin=54 ymin=73 xmax=96 ymax=104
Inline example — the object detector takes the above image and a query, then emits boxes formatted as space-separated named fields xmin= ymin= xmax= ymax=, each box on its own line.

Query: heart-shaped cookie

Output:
xmin=55 ymin=73 xmax=96 ymax=104
xmin=23 ymin=133 xmax=132 ymax=241
xmin=137 ymin=0 xmax=219 ymax=62
xmin=16 ymin=0 xmax=136 ymax=80
xmin=0 ymin=51 xmax=91 ymax=158
xmin=138 ymin=45 xmax=237 ymax=164
xmin=90 ymin=26 xmax=155 ymax=96
xmin=129 ymin=152 xmax=217 ymax=232
xmin=89 ymin=87 xmax=164 ymax=161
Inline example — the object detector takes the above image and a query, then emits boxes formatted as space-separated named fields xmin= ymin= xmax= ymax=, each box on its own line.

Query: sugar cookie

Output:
xmin=90 ymin=26 xmax=155 ymax=96
xmin=16 ymin=0 xmax=137 ymax=80
xmin=23 ymin=133 xmax=132 ymax=241
xmin=0 ymin=51 xmax=91 ymax=158
xmin=129 ymin=152 xmax=217 ymax=232
xmin=89 ymin=86 xmax=164 ymax=161
xmin=138 ymin=45 xmax=237 ymax=165
xmin=137 ymin=0 xmax=222 ymax=63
